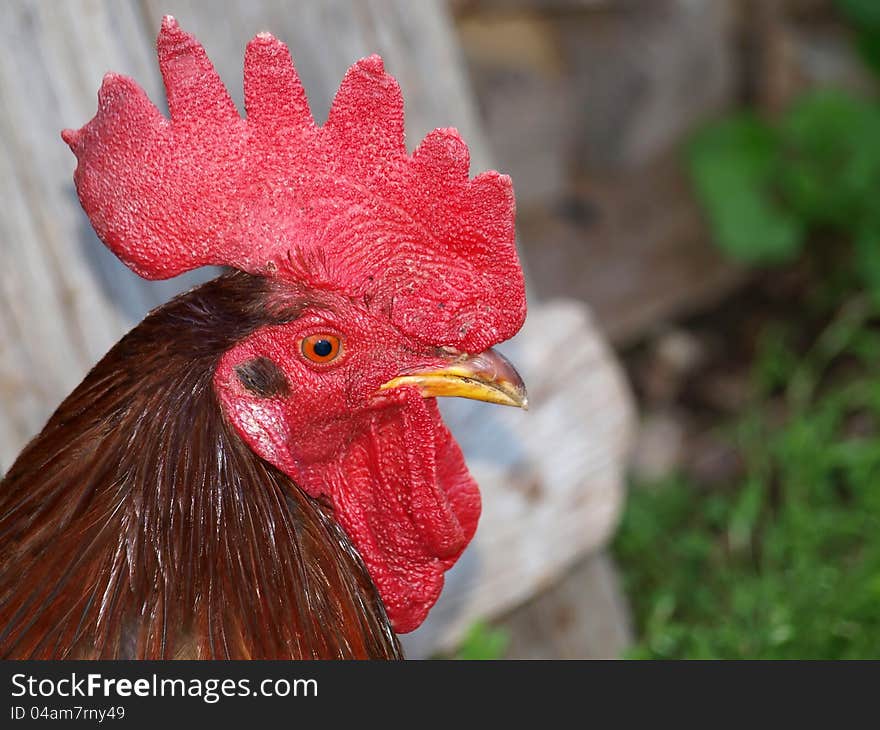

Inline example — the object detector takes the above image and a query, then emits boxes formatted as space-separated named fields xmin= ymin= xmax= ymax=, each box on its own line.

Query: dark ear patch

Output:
xmin=234 ymin=357 xmax=290 ymax=398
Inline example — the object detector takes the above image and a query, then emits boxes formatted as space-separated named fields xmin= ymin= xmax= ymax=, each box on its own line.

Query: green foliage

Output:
xmin=836 ymin=0 xmax=880 ymax=74
xmin=455 ymin=620 xmax=510 ymax=660
xmin=625 ymin=11 xmax=880 ymax=659
xmin=778 ymin=92 xmax=880 ymax=227
xmin=619 ymin=5 xmax=880 ymax=661
xmin=688 ymin=115 xmax=803 ymax=264
xmin=615 ymin=303 xmax=880 ymax=658
xmin=688 ymin=90 xmax=880 ymax=299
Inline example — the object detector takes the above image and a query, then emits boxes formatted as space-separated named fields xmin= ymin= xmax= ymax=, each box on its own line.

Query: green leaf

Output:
xmin=688 ymin=115 xmax=804 ymax=264
xmin=777 ymin=91 xmax=880 ymax=228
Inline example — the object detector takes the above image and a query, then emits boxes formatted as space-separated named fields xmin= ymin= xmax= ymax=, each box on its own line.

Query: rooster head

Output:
xmin=62 ymin=16 xmax=527 ymax=633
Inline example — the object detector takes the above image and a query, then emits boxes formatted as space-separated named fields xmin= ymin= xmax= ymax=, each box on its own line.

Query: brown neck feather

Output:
xmin=0 ymin=271 xmax=401 ymax=659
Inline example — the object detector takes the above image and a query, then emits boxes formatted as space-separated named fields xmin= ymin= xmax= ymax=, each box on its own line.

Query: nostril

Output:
xmin=436 ymin=345 xmax=464 ymax=360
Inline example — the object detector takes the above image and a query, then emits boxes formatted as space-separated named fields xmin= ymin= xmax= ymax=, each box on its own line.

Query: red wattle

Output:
xmin=298 ymin=391 xmax=480 ymax=633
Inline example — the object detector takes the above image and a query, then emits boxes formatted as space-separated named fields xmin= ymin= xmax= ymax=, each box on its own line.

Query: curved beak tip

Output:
xmin=379 ymin=348 xmax=529 ymax=410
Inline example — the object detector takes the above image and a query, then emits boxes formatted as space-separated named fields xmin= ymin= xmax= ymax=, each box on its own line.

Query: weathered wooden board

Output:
xmin=501 ymin=550 xmax=632 ymax=660
xmin=0 ymin=0 xmax=633 ymax=655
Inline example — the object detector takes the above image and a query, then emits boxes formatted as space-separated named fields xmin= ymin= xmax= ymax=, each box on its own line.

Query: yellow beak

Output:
xmin=379 ymin=348 xmax=528 ymax=410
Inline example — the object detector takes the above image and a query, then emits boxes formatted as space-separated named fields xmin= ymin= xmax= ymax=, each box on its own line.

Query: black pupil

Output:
xmin=313 ymin=339 xmax=333 ymax=357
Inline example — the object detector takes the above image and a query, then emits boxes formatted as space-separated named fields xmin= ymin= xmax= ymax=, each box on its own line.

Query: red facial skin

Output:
xmin=213 ymin=291 xmax=480 ymax=632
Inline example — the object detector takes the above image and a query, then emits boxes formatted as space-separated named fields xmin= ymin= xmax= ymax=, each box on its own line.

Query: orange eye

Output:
xmin=301 ymin=334 xmax=342 ymax=364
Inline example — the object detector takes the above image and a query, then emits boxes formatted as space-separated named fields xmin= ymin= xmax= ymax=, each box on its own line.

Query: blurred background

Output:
xmin=3 ymin=0 xmax=880 ymax=659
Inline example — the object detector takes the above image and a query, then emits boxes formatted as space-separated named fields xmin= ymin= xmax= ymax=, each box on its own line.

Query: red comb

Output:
xmin=63 ymin=16 xmax=526 ymax=352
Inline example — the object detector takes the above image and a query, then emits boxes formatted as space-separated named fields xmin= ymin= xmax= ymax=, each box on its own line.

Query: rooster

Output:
xmin=0 ymin=17 xmax=526 ymax=659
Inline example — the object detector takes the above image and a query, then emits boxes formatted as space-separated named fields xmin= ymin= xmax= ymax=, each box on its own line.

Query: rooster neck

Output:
xmin=0 ymin=272 xmax=401 ymax=659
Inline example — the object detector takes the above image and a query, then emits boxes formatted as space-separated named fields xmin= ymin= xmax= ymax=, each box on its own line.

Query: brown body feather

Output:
xmin=0 ymin=272 xmax=401 ymax=659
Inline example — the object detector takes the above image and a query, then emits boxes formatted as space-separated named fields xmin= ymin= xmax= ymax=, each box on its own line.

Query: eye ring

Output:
xmin=300 ymin=334 xmax=343 ymax=364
